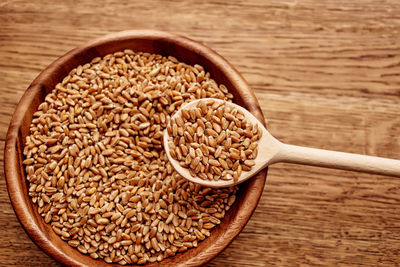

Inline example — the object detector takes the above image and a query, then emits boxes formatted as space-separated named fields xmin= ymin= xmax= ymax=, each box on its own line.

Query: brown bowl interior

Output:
xmin=4 ymin=30 xmax=267 ymax=267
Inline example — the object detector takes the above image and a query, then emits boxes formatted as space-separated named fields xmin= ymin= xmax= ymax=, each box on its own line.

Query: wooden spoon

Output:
xmin=164 ymin=98 xmax=400 ymax=188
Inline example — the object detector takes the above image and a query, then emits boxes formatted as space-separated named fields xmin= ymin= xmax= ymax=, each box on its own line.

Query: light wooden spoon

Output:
xmin=164 ymin=98 xmax=400 ymax=188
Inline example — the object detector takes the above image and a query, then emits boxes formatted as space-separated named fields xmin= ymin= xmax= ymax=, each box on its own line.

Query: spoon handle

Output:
xmin=275 ymin=143 xmax=400 ymax=177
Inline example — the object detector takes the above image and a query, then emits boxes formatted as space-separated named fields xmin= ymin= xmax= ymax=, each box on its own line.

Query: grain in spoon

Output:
xmin=164 ymin=98 xmax=400 ymax=188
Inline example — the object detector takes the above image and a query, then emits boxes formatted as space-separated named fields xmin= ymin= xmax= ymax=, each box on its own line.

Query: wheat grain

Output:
xmin=168 ymin=100 xmax=261 ymax=182
xmin=23 ymin=51 xmax=237 ymax=265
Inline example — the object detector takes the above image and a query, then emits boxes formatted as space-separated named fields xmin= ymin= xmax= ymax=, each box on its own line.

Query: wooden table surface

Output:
xmin=1 ymin=0 xmax=400 ymax=266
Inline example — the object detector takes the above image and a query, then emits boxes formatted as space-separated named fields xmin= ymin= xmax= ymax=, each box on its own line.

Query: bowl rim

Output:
xmin=4 ymin=29 xmax=267 ymax=266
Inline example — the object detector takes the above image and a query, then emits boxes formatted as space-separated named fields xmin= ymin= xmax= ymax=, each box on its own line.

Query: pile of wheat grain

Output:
xmin=23 ymin=50 xmax=237 ymax=265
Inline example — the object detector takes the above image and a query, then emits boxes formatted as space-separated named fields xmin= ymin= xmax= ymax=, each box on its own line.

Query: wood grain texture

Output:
xmin=1 ymin=0 xmax=400 ymax=266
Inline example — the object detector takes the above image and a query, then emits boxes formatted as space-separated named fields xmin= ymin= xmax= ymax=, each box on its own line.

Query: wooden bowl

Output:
xmin=4 ymin=30 xmax=267 ymax=266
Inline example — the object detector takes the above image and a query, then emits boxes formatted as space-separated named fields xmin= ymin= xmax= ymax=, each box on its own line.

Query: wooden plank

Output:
xmin=1 ymin=0 xmax=400 ymax=265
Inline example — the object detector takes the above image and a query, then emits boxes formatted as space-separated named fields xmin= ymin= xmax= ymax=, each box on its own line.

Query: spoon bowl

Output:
xmin=164 ymin=98 xmax=279 ymax=187
xmin=164 ymin=98 xmax=400 ymax=188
